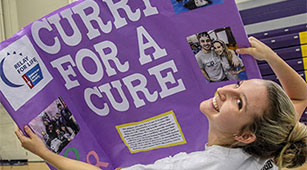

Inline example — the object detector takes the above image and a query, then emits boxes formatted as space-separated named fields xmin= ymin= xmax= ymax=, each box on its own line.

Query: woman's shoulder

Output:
xmin=166 ymin=146 xmax=250 ymax=168
xmin=123 ymin=146 xmax=278 ymax=170
xmin=203 ymin=145 xmax=278 ymax=170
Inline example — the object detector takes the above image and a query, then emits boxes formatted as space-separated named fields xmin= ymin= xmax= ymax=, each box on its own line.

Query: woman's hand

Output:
xmin=238 ymin=37 xmax=307 ymax=119
xmin=15 ymin=125 xmax=49 ymax=156
xmin=15 ymin=125 xmax=101 ymax=170
xmin=236 ymin=36 xmax=276 ymax=62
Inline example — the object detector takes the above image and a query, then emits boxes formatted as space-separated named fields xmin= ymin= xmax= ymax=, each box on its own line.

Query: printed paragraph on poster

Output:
xmin=116 ymin=111 xmax=186 ymax=153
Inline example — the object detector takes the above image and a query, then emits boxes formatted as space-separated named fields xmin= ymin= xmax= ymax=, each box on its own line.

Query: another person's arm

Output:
xmin=230 ymin=50 xmax=241 ymax=67
xmin=201 ymin=69 xmax=210 ymax=81
xmin=237 ymin=37 xmax=307 ymax=120
xmin=15 ymin=125 xmax=100 ymax=170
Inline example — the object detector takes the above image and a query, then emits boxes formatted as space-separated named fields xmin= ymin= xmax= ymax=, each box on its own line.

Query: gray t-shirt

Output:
xmin=220 ymin=55 xmax=239 ymax=80
xmin=220 ymin=55 xmax=231 ymax=71
xmin=123 ymin=145 xmax=278 ymax=170
xmin=195 ymin=50 xmax=225 ymax=81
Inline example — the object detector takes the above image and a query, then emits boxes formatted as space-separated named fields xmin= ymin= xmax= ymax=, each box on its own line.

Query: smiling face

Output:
xmin=213 ymin=42 xmax=224 ymax=56
xmin=199 ymin=35 xmax=212 ymax=52
xmin=200 ymin=79 xmax=268 ymax=135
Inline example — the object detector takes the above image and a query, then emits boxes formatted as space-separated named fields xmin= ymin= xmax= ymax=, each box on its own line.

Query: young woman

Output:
xmin=15 ymin=37 xmax=307 ymax=170
xmin=212 ymin=40 xmax=244 ymax=80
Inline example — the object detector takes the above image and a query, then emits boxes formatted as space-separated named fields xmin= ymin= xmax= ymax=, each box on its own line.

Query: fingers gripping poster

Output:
xmin=0 ymin=0 xmax=261 ymax=169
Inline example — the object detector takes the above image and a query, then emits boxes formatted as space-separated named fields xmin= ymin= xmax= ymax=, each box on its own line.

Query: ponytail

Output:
xmin=275 ymin=123 xmax=307 ymax=168
xmin=240 ymin=80 xmax=307 ymax=169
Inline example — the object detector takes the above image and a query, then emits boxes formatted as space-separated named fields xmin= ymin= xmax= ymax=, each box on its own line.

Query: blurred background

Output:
xmin=0 ymin=0 xmax=306 ymax=169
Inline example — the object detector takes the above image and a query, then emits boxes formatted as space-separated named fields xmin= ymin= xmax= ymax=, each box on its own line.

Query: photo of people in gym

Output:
xmin=171 ymin=0 xmax=223 ymax=14
xmin=28 ymin=97 xmax=80 ymax=153
xmin=186 ymin=27 xmax=247 ymax=83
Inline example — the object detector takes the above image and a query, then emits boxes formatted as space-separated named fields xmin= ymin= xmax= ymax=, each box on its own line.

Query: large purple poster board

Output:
xmin=0 ymin=0 xmax=261 ymax=169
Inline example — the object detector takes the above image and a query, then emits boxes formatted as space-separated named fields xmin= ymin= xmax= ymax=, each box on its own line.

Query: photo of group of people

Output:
xmin=29 ymin=97 xmax=80 ymax=153
xmin=171 ymin=0 xmax=223 ymax=13
xmin=186 ymin=27 xmax=247 ymax=83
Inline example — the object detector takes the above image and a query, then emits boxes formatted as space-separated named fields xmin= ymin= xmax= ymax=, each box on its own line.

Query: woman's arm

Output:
xmin=15 ymin=125 xmax=100 ymax=170
xmin=237 ymin=37 xmax=307 ymax=120
xmin=229 ymin=50 xmax=242 ymax=67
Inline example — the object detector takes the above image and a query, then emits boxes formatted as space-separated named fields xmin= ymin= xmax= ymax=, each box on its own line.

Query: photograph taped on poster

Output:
xmin=28 ymin=97 xmax=80 ymax=153
xmin=171 ymin=0 xmax=224 ymax=13
xmin=186 ymin=27 xmax=248 ymax=83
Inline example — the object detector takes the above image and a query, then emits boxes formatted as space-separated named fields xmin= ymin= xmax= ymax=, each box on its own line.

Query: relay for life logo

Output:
xmin=0 ymin=51 xmax=43 ymax=89
xmin=0 ymin=36 xmax=53 ymax=111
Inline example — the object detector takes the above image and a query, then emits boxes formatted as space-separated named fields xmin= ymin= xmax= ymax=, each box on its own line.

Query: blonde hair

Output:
xmin=241 ymin=80 xmax=307 ymax=169
xmin=212 ymin=40 xmax=234 ymax=67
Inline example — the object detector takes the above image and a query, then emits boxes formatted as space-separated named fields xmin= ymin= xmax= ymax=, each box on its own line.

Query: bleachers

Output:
xmin=239 ymin=0 xmax=307 ymax=124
